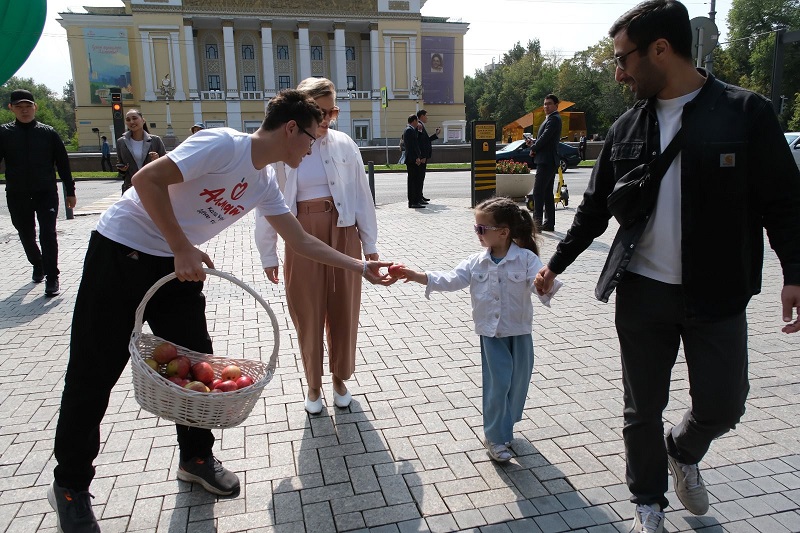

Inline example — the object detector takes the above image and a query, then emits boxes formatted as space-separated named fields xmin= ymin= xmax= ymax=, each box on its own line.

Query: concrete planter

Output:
xmin=496 ymin=173 xmax=534 ymax=198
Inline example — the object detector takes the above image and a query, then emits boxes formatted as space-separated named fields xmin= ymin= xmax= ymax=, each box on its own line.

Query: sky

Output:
xmin=14 ymin=0 xmax=732 ymax=94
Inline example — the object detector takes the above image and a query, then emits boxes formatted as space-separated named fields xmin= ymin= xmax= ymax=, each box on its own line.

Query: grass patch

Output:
xmin=578 ymin=160 xmax=596 ymax=167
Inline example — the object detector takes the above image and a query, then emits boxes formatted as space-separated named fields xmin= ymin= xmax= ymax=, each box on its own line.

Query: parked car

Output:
xmin=785 ymin=132 xmax=800 ymax=171
xmin=496 ymin=139 xmax=581 ymax=172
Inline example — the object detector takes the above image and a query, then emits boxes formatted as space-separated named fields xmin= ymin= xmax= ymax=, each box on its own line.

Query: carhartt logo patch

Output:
xmin=720 ymin=153 xmax=736 ymax=167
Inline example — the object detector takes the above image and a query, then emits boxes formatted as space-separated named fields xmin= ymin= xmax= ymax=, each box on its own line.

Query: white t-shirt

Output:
xmin=295 ymin=143 xmax=331 ymax=202
xmin=96 ymin=128 xmax=290 ymax=256
xmin=628 ymin=88 xmax=701 ymax=284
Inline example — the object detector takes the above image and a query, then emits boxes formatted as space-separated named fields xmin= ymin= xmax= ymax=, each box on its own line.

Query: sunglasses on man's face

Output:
xmin=474 ymin=223 xmax=505 ymax=235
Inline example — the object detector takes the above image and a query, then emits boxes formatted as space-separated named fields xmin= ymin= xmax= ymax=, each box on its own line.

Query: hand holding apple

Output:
xmin=387 ymin=263 xmax=408 ymax=279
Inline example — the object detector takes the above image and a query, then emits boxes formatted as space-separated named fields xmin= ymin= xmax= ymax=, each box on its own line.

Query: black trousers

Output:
xmin=532 ymin=163 xmax=556 ymax=228
xmin=7 ymin=188 xmax=59 ymax=279
xmin=54 ymin=231 xmax=215 ymax=491
xmin=419 ymin=162 xmax=428 ymax=198
xmin=101 ymin=154 xmax=112 ymax=172
xmin=406 ymin=162 xmax=423 ymax=206
xmin=615 ymin=273 xmax=748 ymax=510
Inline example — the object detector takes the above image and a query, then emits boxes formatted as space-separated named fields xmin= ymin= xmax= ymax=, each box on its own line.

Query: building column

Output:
xmin=370 ymin=24 xmax=379 ymax=95
xmin=260 ymin=22 xmax=276 ymax=96
xmin=223 ymin=22 xmax=239 ymax=98
xmin=382 ymin=34 xmax=392 ymax=99
xmin=334 ymin=22 xmax=347 ymax=91
xmin=297 ymin=22 xmax=311 ymax=81
xmin=140 ymin=31 xmax=157 ymax=100
xmin=170 ymin=31 xmax=186 ymax=100
xmin=183 ymin=20 xmax=199 ymax=99
xmin=409 ymin=36 xmax=418 ymax=90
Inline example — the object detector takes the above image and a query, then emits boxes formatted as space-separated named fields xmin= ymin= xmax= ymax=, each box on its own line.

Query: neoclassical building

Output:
xmin=58 ymin=0 xmax=469 ymax=151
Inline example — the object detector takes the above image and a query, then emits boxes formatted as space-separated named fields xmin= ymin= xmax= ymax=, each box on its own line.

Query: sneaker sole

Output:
xmin=177 ymin=469 xmax=238 ymax=496
xmin=46 ymin=485 xmax=64 ymax=533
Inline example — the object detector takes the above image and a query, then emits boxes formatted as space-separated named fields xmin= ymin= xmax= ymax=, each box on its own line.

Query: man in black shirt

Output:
xmin=0 ymin=89 xmax=76 ymax=296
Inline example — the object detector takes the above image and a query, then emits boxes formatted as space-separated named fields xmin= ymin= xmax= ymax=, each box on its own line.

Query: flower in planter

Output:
xmin=496 ymin=159 xmax=531 ymax=174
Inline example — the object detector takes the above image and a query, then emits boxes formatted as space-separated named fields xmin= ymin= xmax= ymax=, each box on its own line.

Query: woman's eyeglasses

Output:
xmin=320 ymin=106 xmax=340 ymax=120
xmin=299 ymin=127 xmax=316 ymax=147
xmin=474 ymin=224 xmax=505 ymax=235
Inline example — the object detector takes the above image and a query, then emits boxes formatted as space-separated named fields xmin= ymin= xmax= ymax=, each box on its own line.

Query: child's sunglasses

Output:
xmin=473 ymin=224 xmax=504 ymax=235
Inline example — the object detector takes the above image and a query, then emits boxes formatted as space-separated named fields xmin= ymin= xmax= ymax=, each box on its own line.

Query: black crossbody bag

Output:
xmin=606 ymin=127 xmax=686 ymax=229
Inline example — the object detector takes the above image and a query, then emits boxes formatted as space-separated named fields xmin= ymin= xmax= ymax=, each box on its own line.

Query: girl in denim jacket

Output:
xmin=392 ymin=196 xmax=561 ymax=462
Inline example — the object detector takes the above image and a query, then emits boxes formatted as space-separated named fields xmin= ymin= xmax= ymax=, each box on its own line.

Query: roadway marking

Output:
xmin=73 ymin=192 xmax=120 ymax=216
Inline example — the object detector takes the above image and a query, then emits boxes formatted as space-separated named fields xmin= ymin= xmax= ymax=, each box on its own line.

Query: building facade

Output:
xmin=58 ymin=0 xmax=469 ymax=151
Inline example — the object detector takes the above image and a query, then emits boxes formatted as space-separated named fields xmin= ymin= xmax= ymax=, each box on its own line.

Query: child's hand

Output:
xmin=388 ymin=263 xmax=408 ymax=279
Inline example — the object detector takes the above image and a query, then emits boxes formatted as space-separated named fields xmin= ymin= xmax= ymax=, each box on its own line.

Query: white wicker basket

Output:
xmin=129 ymin=268 xmax=279 ymax=429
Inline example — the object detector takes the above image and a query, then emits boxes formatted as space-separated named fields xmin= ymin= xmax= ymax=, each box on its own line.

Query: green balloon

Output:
xmin=0 ymin=0 xmax=47 ymax=86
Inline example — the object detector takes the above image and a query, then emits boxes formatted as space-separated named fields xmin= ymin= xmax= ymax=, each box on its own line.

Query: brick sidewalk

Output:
xmin=0 ymin=198 xmax=798 ymax=532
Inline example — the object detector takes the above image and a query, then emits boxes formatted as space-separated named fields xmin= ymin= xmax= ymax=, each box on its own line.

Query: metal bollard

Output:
xmin=367 ymin=161 xmax=375 ymax=205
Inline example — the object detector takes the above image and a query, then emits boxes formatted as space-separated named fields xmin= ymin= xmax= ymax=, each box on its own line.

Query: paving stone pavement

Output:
xmin=0 ymin=195 xmax=798 ymax=533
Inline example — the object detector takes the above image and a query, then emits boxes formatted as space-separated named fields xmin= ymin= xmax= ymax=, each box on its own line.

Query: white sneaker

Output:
xmin=667 ymin=454 xmax=709 ymax=515
xmin=630 ymin=504 xmax=665 ymax=533
xmin=483 ymin=439 xmax=512 ymax=462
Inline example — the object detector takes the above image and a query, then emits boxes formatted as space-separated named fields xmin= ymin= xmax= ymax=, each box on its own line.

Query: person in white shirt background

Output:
xmin=390 ymin=196 xmax=561 ymax=463
xmin=255 ymin=77 xmax=379 ymax=415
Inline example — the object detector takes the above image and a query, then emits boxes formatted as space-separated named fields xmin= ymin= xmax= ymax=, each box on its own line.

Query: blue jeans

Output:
xmin=480 ymin=335 xmax=534 ymax=444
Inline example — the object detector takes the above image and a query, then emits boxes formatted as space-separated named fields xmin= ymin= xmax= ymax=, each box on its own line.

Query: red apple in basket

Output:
xmin=166 ymin=356 xmax=191 ymax=379
xmin=210 ymin=378 xmax=223 ymax=390
xmin=235 ymin=375 xmax=254 ymax=389
xmin=191 ymin=362 xmax=215 ymax=385
xmin=168 ymin=376 xmax=189 ymax=387
xmin=221 ymin=365 xmax=241 ymax=381
xmin=214 ymin=380 xmax=238 ymax=392
xmin=152 ymin=342 xmax=179 ymax=364
xmin=184 ymin=381 xmax=209 ymax=393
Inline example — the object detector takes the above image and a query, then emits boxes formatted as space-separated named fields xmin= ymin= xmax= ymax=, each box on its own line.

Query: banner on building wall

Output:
xmin=83 ymin=28 xmax=132 ymax=104
xmin=421 ymin=36 xmax=454 ymax=105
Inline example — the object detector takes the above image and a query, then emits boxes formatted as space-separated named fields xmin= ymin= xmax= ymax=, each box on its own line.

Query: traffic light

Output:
xmin=110 ymin=89 xmax=124 ymax=142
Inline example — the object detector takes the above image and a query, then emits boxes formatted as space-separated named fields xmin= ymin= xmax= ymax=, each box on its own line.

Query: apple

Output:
xmin=168 ymin=376 xmax=189 ymax=387
xmin=166 ymin=356 xmax=191 ymax=379
xmin=235 ymin=375 xmax=254 ymax=389
xmin=388 ymin=264 xmax=406 ymax=278
xmin=221 ymin=365 xmax=241 ymax=381
xmin=210 ymin=378 xmax=223 ymax=390
xmin=191 ymin=362 xmax=215 ymax=385
xmin=152 ymin=342 xmax=179 ymax=364
xmin=144 ymin=358 xmax=159 ymax=372
xmin=214 ymin=380 xmax=238 ymax=392
xmin=184 ymin=381 xmax=209 ymax=393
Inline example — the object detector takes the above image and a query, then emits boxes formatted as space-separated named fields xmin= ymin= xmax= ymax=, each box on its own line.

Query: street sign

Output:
xmin=380 ymin=87 xmax=388 ymax=108
xmin=690 ymin=16 xmax=719 ymax=67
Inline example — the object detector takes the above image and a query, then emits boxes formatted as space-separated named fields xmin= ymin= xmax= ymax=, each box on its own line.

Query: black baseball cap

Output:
xmin=10 ymin=89 xmax=35 ymax=105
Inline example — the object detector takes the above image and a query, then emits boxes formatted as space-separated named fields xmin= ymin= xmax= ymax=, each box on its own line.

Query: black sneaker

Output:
xmin=177 ymin=455 xmax=240 ymax=496
xmin=32 ymin=266 xmax=45 ymax=283
xmin=47 ymin=481 xmax=100 ymax=533
xmin=45 ymin=277 xmax=60 ymax=297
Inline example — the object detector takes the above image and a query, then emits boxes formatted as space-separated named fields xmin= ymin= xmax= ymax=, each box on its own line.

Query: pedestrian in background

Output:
xmin=116 ymin=109 xmax=166 ymax=194
xmin=535 ymin=1 xmax=800 ymax=531
xmin=416 ymin=109 xmax=439 ymax=204
xmin=524 ymin=94 xmax=562 ymax=231
xmin=100 ymin=135 xmax=112 ymax=171
xmin=254 ymin=77 xmax=380 ymax=414
xmin=391 ymin=196 xmax=560 ymax=462
xmin=0 ymin=89 xmax=76 ymax=297
xmin=403 ymin=114 xmax=425 ymax=208
xmin=190 ymin=122 xmax=205 ymax=135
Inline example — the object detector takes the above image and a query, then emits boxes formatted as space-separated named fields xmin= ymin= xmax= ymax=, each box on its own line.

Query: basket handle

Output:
xmin=132 ymin=268 xmax=280 ymax=374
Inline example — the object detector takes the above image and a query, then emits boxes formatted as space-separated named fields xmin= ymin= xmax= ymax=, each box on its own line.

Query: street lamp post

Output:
xmin=160 ymin=73 xmax=175 ymax=137
xmin=410 ymin=77 xmax=423 ymax=112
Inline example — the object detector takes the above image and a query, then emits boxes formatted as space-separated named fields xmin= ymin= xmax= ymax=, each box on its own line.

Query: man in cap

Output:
xmin=190 ymin=122 xmax=205 ymax=135
xmin=0 ymin=89 xmax=76 ymax=296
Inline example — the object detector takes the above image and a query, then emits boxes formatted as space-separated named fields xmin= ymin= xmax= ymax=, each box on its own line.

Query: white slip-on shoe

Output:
xmin=333 ymin=388 xmax=352 ymax=408
xmin=304 ymin=393 xmax=323 ymax=414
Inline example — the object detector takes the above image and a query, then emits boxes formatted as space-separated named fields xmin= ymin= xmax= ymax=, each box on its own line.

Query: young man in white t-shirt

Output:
xmin=48 ymin=90 xmax=393 ymax=532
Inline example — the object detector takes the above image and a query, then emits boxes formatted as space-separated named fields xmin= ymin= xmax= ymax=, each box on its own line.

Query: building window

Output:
xmin=205 ymin=44 xmax=218 ymax=59
xmin=277 ymin=45 xmax=289 ymax=60
xmin=205 ymin=120 xmax=225 ymax=129
xmin=347 ymin=76 xmax=357 ymax=91
xmin=243 ymin=120 xmax=261 ymax=134
xmin=311 ymin=45 xmax=323 ymax=61
xmin=242 ymin=44 xmax=254 ymax=60
xmin=279 ymin=76 xmax=291 ymax=90
xmin=208 ymin=75 xmax=221 ymax=90
xmin=243 ymin=75 xmax=257 ymax=91
xmin=346 ymin=46 xmax=356 ymax=61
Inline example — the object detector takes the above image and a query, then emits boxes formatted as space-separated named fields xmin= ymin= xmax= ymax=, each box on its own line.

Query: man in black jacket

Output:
xmin=1 ymin=89 xmax=76 ymax=296
xmin=403 ymin=114 xmax=425 ymax=208
xmin=524 ymin=94 xmax=562 ymax=231
xmin=534 ymin=2 xmax=800 ymax=531
xmin=416 ymin=109 xmax=439 ymax=203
